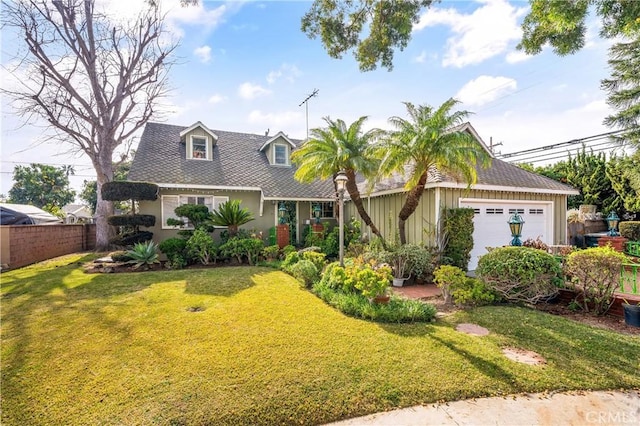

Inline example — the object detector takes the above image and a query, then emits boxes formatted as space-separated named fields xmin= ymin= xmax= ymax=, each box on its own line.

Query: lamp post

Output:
xmin=606 ymin=211 xmax=620 ymax=236
xmin=508 ymin=213 xmax=524 ymax=246
xmin=312 ymin=203 xmax=321 ymax=224
xmin=334 ymin=171 xmax=348 ymax=267
xmin=278 ymin=202 xmax=287 ymax=225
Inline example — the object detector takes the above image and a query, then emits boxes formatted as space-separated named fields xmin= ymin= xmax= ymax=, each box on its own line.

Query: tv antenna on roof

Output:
xmin=299 ymin=88 xmax=319 ymax=140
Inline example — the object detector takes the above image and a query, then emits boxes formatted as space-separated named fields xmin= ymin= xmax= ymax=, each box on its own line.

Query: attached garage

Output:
xmin=459 ymin=199 xmax=554 ymax=270
xmin=348 ymin=123 xmax=580 ymax=271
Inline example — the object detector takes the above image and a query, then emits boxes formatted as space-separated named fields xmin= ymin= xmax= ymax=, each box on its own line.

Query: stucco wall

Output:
xmin=0 ymin=224 xmax=96 ymax=270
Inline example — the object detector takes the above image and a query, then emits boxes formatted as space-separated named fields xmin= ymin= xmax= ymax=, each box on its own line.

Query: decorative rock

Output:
xmin=455 ymin=323 xmax=490 ymax=336
xmin=502 ymin=347 xmax=546 ymax=365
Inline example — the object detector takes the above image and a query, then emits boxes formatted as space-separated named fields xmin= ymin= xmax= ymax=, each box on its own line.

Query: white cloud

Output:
xmin=415 ymin=0 xmax=528 ymax=68
xmin=266 ymin=63 xmax=301 ymax=85
xmin=208 ymin=94 xmax=227 ymax=104
xmin=164 ymin=0 xmax=228 ymax=31
xmin=248 ymin=110 xmax=302 ymax=128
xmin=238 ymin=82 xmax=272 ymax=100
xmin=505 ymin=50 xmax=531 ymax=64
xmin=456 ymin=75 xmax=517 ymax=106
xmin=193 ymin=45 xmax=212 ymax=63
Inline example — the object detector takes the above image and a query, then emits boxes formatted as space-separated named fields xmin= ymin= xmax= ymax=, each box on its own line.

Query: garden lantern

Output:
xmin=334 ymin=171 xmax=348 ymax=266
xmin=606 ymin=211 xmax=620 ymax=236
xmin=313 ymin=203 xmax=321 ymax=224
xmin=278 ymin=202 xmax=287 ymax=225
xmin=508 ymin=213 xmax=524 ymax=246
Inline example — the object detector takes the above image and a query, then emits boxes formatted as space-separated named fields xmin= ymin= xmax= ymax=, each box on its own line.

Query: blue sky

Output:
xmin=1 ymin=0 xmax=615 ymax=196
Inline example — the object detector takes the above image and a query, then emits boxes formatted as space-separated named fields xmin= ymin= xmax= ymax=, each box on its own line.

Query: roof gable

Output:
xmin=259 ymin=131 xmax=296 ymax=152
xmin=179 ymin=121 xmax=218 ymax=142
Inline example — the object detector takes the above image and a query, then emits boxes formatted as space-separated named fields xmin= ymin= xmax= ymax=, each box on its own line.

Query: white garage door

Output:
xmin=459 ymin=199 xmax=553 ymax=270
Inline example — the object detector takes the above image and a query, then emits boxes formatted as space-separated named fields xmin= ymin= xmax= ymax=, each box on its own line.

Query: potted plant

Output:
xmin=385 ymin=244 xmax=431 ymax=287
xmin=621 ymin=298 xmax=640 ymax=328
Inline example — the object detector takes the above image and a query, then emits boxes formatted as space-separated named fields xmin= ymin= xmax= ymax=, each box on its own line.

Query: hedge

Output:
xmin=620 ymin=221 xmax=640 ymax=241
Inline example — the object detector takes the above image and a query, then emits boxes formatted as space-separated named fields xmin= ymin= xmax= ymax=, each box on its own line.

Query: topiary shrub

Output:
xmin=101 ymin=181 xmax=158 ymax=201
xmin=441 ymin=208 xmax=475 ymax=271
xmin=108 ymin=214 xmax=156 ymax=228
xmin=289 ymin=259 xmax=319 ymax=288
xmin=620 ymin=221 xmax=640 ymax=241
xmin=564 ymin=246 xmax=627 ymax=315
xmin=476 ymin=246 xmax=562 ymax=304
xmin=109 ymin=231 xmax=153 ymax=247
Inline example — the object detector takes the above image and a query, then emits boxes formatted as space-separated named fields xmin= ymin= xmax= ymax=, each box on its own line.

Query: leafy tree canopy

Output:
xmin=8 ymin=163 xmax=75 ymax=211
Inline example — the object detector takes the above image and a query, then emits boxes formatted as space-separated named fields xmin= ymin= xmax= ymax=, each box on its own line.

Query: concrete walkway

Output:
xmin=325 ymin=390 xmax=640 ymax=425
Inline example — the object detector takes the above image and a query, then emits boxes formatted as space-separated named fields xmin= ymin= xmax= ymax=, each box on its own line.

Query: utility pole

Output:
xmin=299 ymin=88 xmax=319 ymax=140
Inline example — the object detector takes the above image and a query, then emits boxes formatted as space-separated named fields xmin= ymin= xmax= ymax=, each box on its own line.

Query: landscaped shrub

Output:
xmin=564 ymin=246 xmax=627 ymax=315
xmin=312 ymin=281 xmax=436 ymax=323
xmin=209 ymin=200 xmax=254 ymax=238
xmin=434 ymin=265 xmax=467 ymax=304
xmin=110 ymin=231 xmax=153 ymax=247
xmin=318 ymin=262 xmax=349 ymax=291
xmin=289 ymin=259 xmax=319 ymax=288
xmin=281 ymin=245 xmax=296 ymax=258
xmin=379 ymin=244 xmax=432 ymax=280
xmin=262 ymin=244 xmax=280 ymax=261
xmin=441 ymin=208 xmax=475 ymax=271
xmin=281 ymin=251 xmax=300 ymax=272
xmin=476 ymin=246 xmax=562 ymax=304
xmin=109 ymin=250 xmax=133 ymax=262
xmin=351 ymin=266 xmax=392 ymax=299
xmin=523 ymin=237 xmax=549 ymax=252
xmin=301 ymin=251 xmax=326 ymax=273
xmin=168 ymin=204 xmax=212 ymax=231
xmin=219 ymin=237 xmax=264 ymax=265
xmin=451 ymin=277 xmax=498 ymax=306
xmin=620 ymin=221 xmax=640 ymax=241
xmin=159 ymin=238 xmax=189 ymax=269
xmin=186 ymin=229 xmax=217 ymax=265
xmin=126 ymin=241 xmax=160 ymax=269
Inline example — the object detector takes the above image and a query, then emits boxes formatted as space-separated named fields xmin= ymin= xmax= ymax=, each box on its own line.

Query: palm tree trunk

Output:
xmin=398 ymin=171 xmax=429 ymax=245
xmin=344 ymin=169 xmax=384 ymax=242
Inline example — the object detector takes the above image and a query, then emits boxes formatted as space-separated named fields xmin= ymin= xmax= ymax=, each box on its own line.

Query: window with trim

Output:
xmin=274 ymin=144 xmax=288 ymax=165
xmin=190 ymin=136 xmax=208 ymax=160
xmin=162 ymin=195 xmax=229 ymax=229
xmin=311 ymin=202 xmax=334 ymax=218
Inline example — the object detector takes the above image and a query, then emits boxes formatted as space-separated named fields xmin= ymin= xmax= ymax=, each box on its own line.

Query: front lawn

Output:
xmin=2 ymin=254 xmax=639 ymax=425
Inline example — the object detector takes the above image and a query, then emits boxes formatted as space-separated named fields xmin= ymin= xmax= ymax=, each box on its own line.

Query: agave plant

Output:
xmin=126 ymin=241 xmax=160 ymax=269
xmin=208 ymin=200 xmax=254 ymax=238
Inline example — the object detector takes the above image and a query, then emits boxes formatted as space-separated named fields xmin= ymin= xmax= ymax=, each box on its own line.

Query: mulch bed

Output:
xmin=534 ymin=302 xmax=640 ymax=336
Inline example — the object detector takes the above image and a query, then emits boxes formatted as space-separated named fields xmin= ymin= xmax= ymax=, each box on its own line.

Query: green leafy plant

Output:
xmin=168 ymin=204 xmax=212 ymax=231
xmin=476 ymin=247 xmax=562 ymax=304
xmin=381 ymin=244 xmax=431 ymax=279
xmin=433 ymin=265 xmax=467 ymax=305
xmin=564 ymin=246 xmax=627 ymax=315
xmin=351 ymin=265 xmax=392 ymax=299
xmin=289 ymin=259 xmax=320 ymax=288
xmin=281 ymin=251 xmax=301 ymax=272
xmin=281 ymin=245 xmax=296 ymax=259
xmin=186 ymin=229 xmax=217 ymax=265
xmin=158 ymin=237 xmax=189 ymax=267
xmin=441 ymin=207 xmax=475 ymax=271
xmin=301 ymin=251 xmax=327 ymax=273
xmin=219 ymin=237 xmax=264 ymax=266
xmin=451 ymin=277 xmax=498 ymax=307
xmin=208 ymin=200 xmax=254 ymax=238
xmin=620 ymin=221 xmax=640 ymax=241
xmin=262 ymin=244 xmax=280 ymax=261
xmin=108 ymin=251 xmax=133 ymax=262
xmin=126 ymin=241 xmax=160 ymax=270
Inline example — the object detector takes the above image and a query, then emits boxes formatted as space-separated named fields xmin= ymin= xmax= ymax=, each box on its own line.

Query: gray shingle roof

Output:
xmin=359 ymin=159 xmax=578 ymax=194
xmin=129 ymin=122 xmax=335 ymax=199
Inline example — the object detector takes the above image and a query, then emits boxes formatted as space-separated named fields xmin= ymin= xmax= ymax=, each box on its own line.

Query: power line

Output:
xmin=503 ymin=139 xmax=620 ymax=163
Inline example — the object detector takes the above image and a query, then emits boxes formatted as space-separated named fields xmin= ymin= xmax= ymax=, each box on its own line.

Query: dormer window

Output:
xmin=274 ymin=144 xmax=288 ymax=165
xmin=189 ymin=135 xmax=209 ymax=160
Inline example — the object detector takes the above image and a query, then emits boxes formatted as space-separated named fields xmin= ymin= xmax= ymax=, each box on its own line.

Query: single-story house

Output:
xmin=128 ymin=121 xmax=336 ymax=244
xmin=129 ymin=121 xmax=578 ymax=269
xmin=345 ymin=123 xmax=579 ymax=269
xmin=62 ymin=204 xmax=94 ymax=224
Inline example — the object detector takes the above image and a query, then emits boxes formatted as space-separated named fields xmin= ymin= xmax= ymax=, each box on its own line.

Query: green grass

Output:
xmin=2 ymin=254 xmax=639 ymax=425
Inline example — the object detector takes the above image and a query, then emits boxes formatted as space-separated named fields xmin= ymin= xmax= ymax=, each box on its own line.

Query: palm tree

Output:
xmin=382 ymin=99 xmax=491 ymax=244
xmin=291 ymin=116 xmax=385 ymax=241
xmin=208 ymin=200 xmax=254 ymax=238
